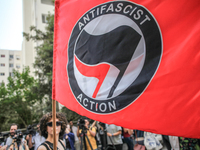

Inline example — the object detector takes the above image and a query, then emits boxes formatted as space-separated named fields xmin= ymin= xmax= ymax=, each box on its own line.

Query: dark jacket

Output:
xmin=63 ymin=132 xmax=76 ymax=150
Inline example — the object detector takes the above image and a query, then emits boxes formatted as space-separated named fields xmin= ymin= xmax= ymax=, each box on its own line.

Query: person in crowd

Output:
xmin=69 ymin=120 xmax=80 ymax=150
xmin=97 ymin=122 xmax=107 ymax=150
xmin=24 ymin=135 xmax=32 ymax=150
xmin=5 ymin=123 xmax=18 ymax=146
xmin=106 ymin=124 xmax=123 ymax=150
xmin=37 ymin=112 xmax=67 ymax=150
xmin=24 ymin=135 xmax=29 ymax=144
xmin=168 ymin=136 xmax=180 ymax=150
xmin=4 ymin=125 xmax=29 ymax=150
xmin=179 ymin=137 xmax=200 ymax=150
xmin=63 ymin=124 xmax=75 ymax=150
xmin=0 ymin=145 xmax=7 ymax=150
xmin=0 ymin=138 xmax=5 ymax=147
xmin=19 ymin=140 xmax=29 ymax=150
xmin=123 ymin=128 xmax=134 ymax=150
xmin=6 ymin=141 xmax=18 ymax=150
xmin=134 ymin=130 xmax=145 ymax=145
xmin=162 ymin=135 xmax=172 ymax=150
xmin=1 ymin=141 xmax=28 ymax=150
xmin=28 ymin=124 xmax=45 ymax=150
xmin=91 ymin=121 xmax=101 ymax=148
xmin=144 ymin=132 xmax=163 ymax=150
xmin=77 ymin=118 xmax=97 ymax=150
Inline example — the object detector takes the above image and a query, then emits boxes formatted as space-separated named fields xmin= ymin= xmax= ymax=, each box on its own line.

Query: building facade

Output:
xmin=22 ymin=0 xmax=54 ymax=76
xmin=1 ymin=0 xmax=54 ymax=86
xmin=21 ymin=0 xmax=64 ymax=109
xmin=0 ymin=49 xmax=22 ymax=85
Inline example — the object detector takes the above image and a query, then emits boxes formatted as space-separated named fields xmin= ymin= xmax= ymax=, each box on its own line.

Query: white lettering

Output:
xmin=83 ymin=14 xmax=90 ymax=24
xmin=123 ymin=5 xmax=132 ymax=14
xmin=97 ymin=7 xmax=99 ymax=16
xmin=78 ymin=22 xmax=84 ymax=30
xmin=115 ymin=3 xmax=123 ymax=12
xmin=140 ymin=15 xmax=151 ymax=25
xmin=90 ymin=101 xmax=95 ymax=109
xmin=134 ymin=9 xmax=143 ymax=20
xmin=108 ymin=101 xmax=116 ymax=111
xmin=106 ymin=3 xmax=114 ymax=12
xmin=129 ymin=7 xmax=137 ymax=16
xmin=101 ymin=5 xmax=107 ymax=14
xmin=90 ymin=9 xmax=95 ymax=18
xmin=83 ymin=98 xmax=88 ymax=106
xmin=77 ymin=94 xmax=83 ymax=102
xmin=99 ymin=103 xmax=107 ymax=112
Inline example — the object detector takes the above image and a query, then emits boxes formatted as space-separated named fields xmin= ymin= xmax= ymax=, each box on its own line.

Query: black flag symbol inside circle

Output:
xmin=67 ymin=1 xmax=162 ymax=114
xmin=75 ymin=14 xmax=144 ymax=99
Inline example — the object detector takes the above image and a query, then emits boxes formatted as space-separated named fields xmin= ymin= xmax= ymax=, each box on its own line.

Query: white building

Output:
xmin=0 ymin=49 xmax=22 ymax=85
xmin=21 ymin=0 xmax=64 ymax=109
xmin=22 ymin=0 xmax=54 ymax=76
xmin=0 ymin=0 xmax=54 ymax=86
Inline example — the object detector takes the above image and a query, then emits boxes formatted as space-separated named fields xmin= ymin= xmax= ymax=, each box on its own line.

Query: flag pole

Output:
xmin=52 ymin=99 xmax=57 ymax=150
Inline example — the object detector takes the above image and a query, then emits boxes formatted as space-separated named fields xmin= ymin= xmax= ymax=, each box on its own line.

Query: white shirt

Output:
xmin=32 ymin=132 xmax=45 ymax=150
xmin=6 ymin=137 xmax=13 ymax=146
xmin=72 ymin=126 xmax=79 ymax=141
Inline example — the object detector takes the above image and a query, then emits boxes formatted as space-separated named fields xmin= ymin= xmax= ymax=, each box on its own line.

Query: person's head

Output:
xmin=67 ymin=124 xmax=71 ymax=130
xmin=10 ymin=123 xmax=18 ymax=137
xmin=84 ymin=118 xmax=90 ymax=127
xmin=25 ymin=134 xmax=29 ymax=141
xmin=69 ymin=120 xmax=73 ymax=126
xmin=39 ymin=112 xmax=67 ymax=139
xmin=36 ymin=124 xmax=40 ymax=132
xmin=65 ymin=124 xmax=71 ymax=133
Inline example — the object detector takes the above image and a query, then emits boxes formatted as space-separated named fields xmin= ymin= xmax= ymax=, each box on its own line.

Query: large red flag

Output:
xmin=52 ymin=0 xmax=200 ymax=138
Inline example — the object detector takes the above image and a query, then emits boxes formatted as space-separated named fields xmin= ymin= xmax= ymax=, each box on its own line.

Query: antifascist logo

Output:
xmin=67 ymin=1 xmax=162 ymax=114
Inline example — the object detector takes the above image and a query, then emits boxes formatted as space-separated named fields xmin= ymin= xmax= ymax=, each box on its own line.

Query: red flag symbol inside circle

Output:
xmin=74 ymin=14 xmax=145 ymax=100
xmin=67 ymin=1 xmax=162 ymax=113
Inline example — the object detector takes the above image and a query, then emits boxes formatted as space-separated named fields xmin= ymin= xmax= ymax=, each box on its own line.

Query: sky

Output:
xmin=0 ymin=0 xmax=23 ymax=50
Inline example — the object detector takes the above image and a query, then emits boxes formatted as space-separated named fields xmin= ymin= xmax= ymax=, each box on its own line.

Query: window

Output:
xmin=16 ymin=64 xmax=21 ymax=69
xmin=0 ymin=63 xmax=5 ymax=67
xmin=1 ymin=54 xmax=5 ymax=57
xmin=16 ymin=55 xmax=20 ymax=60
xmin=9 ymin=55 xmax=14 ymax=59
xmin=9 ymin=63 xmax=14 ymax=67
xmin=41 ymin=0 xmax=54 ymax=5
xmin=42 ymin=14 xmax=48 ymax=23
xmin=0 ymin=73 xmax=5 ymax=76
xmin=9 ymin=72 xmax=14 ymax=77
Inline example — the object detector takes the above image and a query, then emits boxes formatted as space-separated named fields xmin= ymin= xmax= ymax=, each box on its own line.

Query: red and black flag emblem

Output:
xmin=67 ymin=1 xmax=162 ymax=113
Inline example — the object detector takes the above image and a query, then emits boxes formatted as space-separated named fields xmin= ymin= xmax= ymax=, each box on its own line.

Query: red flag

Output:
xmin=52 ymin=0 xmax=200 ymax=138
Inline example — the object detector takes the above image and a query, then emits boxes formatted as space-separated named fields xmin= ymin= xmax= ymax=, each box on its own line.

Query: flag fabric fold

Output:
xmin=52 ymin=0 xmax=200 ymax=138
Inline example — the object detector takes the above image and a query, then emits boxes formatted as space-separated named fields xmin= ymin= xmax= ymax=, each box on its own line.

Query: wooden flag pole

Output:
xmin=52 ymin=99 xmax=57 ymax=150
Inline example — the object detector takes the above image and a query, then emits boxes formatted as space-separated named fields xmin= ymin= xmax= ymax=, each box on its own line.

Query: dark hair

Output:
xmin=69 ymin=124 xmax=73 ymax=133
xmin=83 ymin=117 xmax=89 ymax=121
xmin=39 ymin=112 xmax=68 ymax=138
xmin=10 ymin=123 xmax=18 ymax=129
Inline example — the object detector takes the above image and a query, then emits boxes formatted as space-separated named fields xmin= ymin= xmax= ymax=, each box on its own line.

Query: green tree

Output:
xmin=23 ymin=14 xmax=54 ymax=112
xmin=23 ymin=13 xmax=82 ymax=119
xmin=61 ymin=107 xmax=81 ymax=122
xmin=0 ymin=67 xmax=42 ymax=131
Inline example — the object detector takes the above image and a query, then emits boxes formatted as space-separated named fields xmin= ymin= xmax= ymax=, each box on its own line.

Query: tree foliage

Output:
xmin=23 ymin=13 xmax=81 ymax=121
xmin=23 ymin=14 xmax=54 ymax=112
xmin=61 ymin=107 xmax=81 ymax=122
xmin=0 ymin=67 xmax=43 ymax=131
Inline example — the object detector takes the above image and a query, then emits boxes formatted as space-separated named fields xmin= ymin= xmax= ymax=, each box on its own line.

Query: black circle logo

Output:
xmin=67 ymin=1 xmax=162 ymax=114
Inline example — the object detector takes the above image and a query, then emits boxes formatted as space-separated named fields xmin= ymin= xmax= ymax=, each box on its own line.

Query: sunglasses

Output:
xmin=46 ymin=121 xmax=62 ymax=127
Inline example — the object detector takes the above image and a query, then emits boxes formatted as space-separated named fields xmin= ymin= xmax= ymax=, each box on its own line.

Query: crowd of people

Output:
xmin=0 ymin=112 xmax=199 ymax=150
